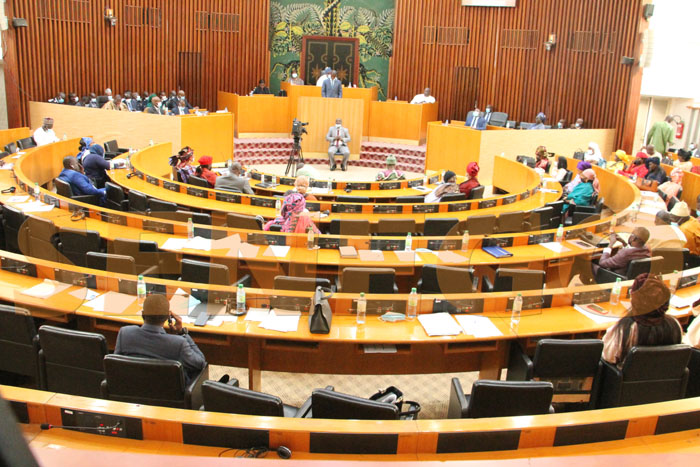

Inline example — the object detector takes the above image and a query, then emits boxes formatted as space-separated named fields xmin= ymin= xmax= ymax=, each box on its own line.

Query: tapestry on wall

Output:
xmin=269 ymin=0 xmax=395 ymax=99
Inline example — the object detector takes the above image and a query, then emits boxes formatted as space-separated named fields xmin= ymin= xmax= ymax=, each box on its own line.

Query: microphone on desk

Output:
xmin=40 ymin=421 xmax=123 ymax=433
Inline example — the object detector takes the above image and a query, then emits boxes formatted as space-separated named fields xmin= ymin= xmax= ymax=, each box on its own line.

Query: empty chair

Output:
xmin=2 ymin=204 xmax=27 ymax=253
xmin=652 ymin=248 xmax=688 ymax=274
xmin=57 ymin=228 xmax=103 ymax=267
xmin=546 ymin=201 xmax=565 ymax=228
xmin=25 ymin=215 xmax=59 ymax=261
xmin=180 ymin=258 xmax=230 ymax=286
xmin=336 ymin=195 xmax=369 ymax=204
xmin=311 ymin=388 xmax=416 ymax=420
xmin=505 ymin=120 xmax=517 ymax=129
xmin=329 ymin=219 xmax=370 ymax=236
xmin=111 ymin=238 xmax=168 ymax=276
xmin=441 ymin=192 xmax=467 ymax=202
xmin=86 ymin=252 xmax=136 ymax=275
xmin=516 ymin=155 xmax=535 ymax=167
xmin=202 ymin=380 xmax=312 ymax=417
xmin=507 ymin=339 xmax=604 ymax=408
xmin=175 ymin=210 xmax=211 ymax=225
xmin=527 ymin=207 xmax=553 ymax=231
xmin=467 ymin=185 xmax=485 ymax=200
xmin=103 ymin=140 xmax=128 ymax=159
xmin=375 ymin=219 xmax=416 ymax=236
xmin=4 ymin=142 xmax=17 ymax=154
xmin=424 ymin=217 xmax=460 ymax=250
xmin=105 ymin=182 xmax=129 ymax=211
xmin=127 ymin=190 xmax=149 ymax=213
xmin=188 ymin=175 xmax=210 ymax=188
xmin=519 ymin=122 xmax=533 ymax=130
xmin=595 ymin=256 xmax=664 ymax=283
xmin=38 ymin=326 xmax=107 ymax=398
xmin=464 ymin=214 xmax=496 ymax=236
xmin=483 ymin=268 xmax=545 ymax=292
xmin=274 ymin=276 xmax=332 ymax=292
xmin=417 ymin=265 xmax=476 ymax=294
xmin=54 ymin=177 xmax=100 ymax=205
xmin=226 ymin=212 xmax=263 ymax=230
xmin=687 ymin=348 xmax=700 ymax=398
xmin=597 ymin=345 xmax=691 ymax=408
xmin=448 ymin=379 xmax=554 ymax=419
xmin=496 ymin=210 xmax=525 ymax=234
xmin=560 ymin=170 xmax=573 ymax=184
xmin=0 ymin=305 xmax=41 ymax=387
xmin=488 ymin=112 xmax=508 ymax=127
xmin=148 ymin=198 xmax=178 ymax=220
xmin=337 ymin=267 xmax=397 ymax=294
xmin=396 ymin=195 xmax=425 ymax=204
xmin=101 ymin=354 xmax=208 ymax=409
xmin=17 ymin=137 xmax=37 ymax=150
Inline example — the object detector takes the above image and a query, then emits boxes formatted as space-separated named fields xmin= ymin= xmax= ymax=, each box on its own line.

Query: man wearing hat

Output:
xmin=459 ymin=162 xmax=480 ymax=198
xmin=33 ymin=117 xmax=60 ymax=146
xmin=645 ymin=203 xmax=689 ymax=250
xmin=316 ymin=67 xmax=332 ymax=87
xmin=529 ymin=112 xmax=547 ymax=130
xmin=594 ymin=226 xmax=651 ymax=276
xmin=326 ymin=118 xmax=351 ymax=171
xmin=644 ymin=156 xmax=668 ymax=184
xmin=196 ymin=155 xmax=218 ymax=188
xmin=376 ymin=155 xmax=405 ymax=181
xmin=114 ymin=294 xmax=207 ymax=385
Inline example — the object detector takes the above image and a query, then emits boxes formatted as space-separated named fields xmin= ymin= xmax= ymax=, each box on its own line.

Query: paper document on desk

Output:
xmin=68 ymin=288 xmax=100 ymax=302
xmin=454 ymin=315 xmax=503 ymax=338
xmin=244 ymin=308 xmax=271 ymax=321
xmin=211 ymin=234 xmax=241 ymax=253
xmin=185 ymin=236 xmax=212 ymax=251
xmin=162 ymin=238 xmax=188 ymax=251
xmin=437 ymin=251 xmax=467 ymax=263
xmin=394 ymin=250 xmax=419 ymax=262
xmin=259 ymin=309 xmax=300 ymax=332
xmin=418 ymin=313 xmax=463 ymax=336
xmin=539 ymin=242 xmax=571 ymax=253
xmin=0 ymin=163 xmax=14 ymax=170
xmin=639 ymin=206 xmax=659 ymax=216
xmin=6 ymin=196 xmax=29 ymax=203
xmin=412 ymin=186 xmax=431 ymax=192
xmin=169 ymin=294 xmax=201 ymax=316
xmin=358 ymin=250 xmax=384 ymax=262
xmin=263 ymin=245 xmax=291 ymax=258
xmin=539 ymin=188 xmax=560 ymax=193
xmin=16 ymin=201 xmax=54 ymax=213
xmin=573 ymin=305 xmax=619 ymax=324
xmin=237 ymin=242 xmax=260 ymax=259
xmin=670 ymin=295 xmax=693 ymax=309
xmin=21 ymin=280 xmax=71 ymax=299
xmin=310 ymin=187 xmax=330 ymax=194
xmin=85 ymin=291 xmax=136 ymax=314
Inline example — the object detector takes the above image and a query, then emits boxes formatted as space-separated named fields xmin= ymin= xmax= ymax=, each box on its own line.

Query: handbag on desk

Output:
xmin=309 ymin=286 xmax=333 ymax=334
xmin=635 ymin=177 xmax=658 ymax=192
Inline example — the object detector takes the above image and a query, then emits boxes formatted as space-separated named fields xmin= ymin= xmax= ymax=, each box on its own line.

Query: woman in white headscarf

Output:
xmin=584 ymin=142 xmax=605 ymax=166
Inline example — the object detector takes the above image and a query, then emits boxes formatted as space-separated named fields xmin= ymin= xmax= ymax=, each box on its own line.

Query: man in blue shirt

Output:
xmin=57 ymin=156 xmax=106 ymax=205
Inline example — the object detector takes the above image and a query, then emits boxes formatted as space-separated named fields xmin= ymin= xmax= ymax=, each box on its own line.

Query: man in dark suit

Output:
xmin=252 ymin=79 xmax=271 ymax=95
xmin=114 ymin=294 xmax=207 ymax=384
xmin=147 ymin=97 xmax=166 ymax=115
xmin=465 ymin=108 xmax=486 ymax=130
xmin=215 ymin=161 xmax=254 ymax=194
xmin=321 ymin=70 xmax=342 ymax=98
xmin=594 ymin=227 xmax=651 ymax=276
xmin=57 ymin=156 xmax=106 ymax=205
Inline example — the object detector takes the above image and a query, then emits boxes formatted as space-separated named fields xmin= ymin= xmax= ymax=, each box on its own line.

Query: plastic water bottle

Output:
xmin=327 ymin=179 xmax=332 ymax=192
xmin=33 ymin=182 xmax=40 ymax=201
xmin=461 ymin=230 xmax=470 ymax=251
xmin=307 ymin=226 xmax=315 ymax=249
xmin=511 ymin=293 xmax=522 ymax=328
xmin=236 ymin=284 xmax=246 ymax=315
xmin=62 ymin=133 xmax=67 ymax=141
xmin=357 ymin=292 xmax=366 ymax=325
xmin=405 ymin=232 xmax=413 ymax=251
xmin=275 ymin=198 xmax=281 ymax=214
xmin=272 ymin=175 xmax=277 ymax=185
xmin=610 ymin=278 xmax=621 ymax=305
xmin=187 ymin=218 xmax=194 ymax=240
xmin=555 ymin=224 xmax=564 ymax=243
xmin=137 ymin=275 xmax=146 ymax=305
xmin=149 ymin=139 xmax=154 ymax=146
xmin=407 ymin=288 xmax=418 ymax=320
xmin=394 ymin=96 xmax=398 ymax=101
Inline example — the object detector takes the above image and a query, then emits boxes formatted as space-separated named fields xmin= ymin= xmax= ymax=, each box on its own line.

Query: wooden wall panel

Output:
xmin=389 ymin=0 xmax=644 ymax=151
xmin=10 ymin=0 xmax=270 ymax=126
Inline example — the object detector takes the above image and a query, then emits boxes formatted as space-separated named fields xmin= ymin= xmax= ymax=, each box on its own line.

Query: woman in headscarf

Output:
xmin=81 ymin=143 xmax=110 ymax=188
xmin=376 ymin=155 xmax=405 ymax=181
xmin=674 ymin=149 xmax=693 ymax=172
xmin=602 ymin=273 xmax=682 ymax=366
xmin=76 ymin=137 xmax=93 ymax=163
xmin=563 ymin=160 xmax=591 ymax=195
xmin=549 ymin=156 xmax=568 ymax=182
xmin=562 ymin=168 xmax=596 ymax=214
xmin=658 ymin=167 xmax=684 ymax=205
xmin=534 ymin=146 xmax=549 ymax=171
xmin=606 ymin=150 xmax=629 ymax=173
xmin=263 ymin=192 xmax=320 ymax=234
xmin=169 ymin=146 xmax=195 ymax=183
xmin=425 ymin=170 xmax=460 ymax=203
xmin=195 ymin=155 xmax=217 ymax=188
xmin=144 ymin=93 xmax=157 ymax=108
xmin=459 ymin=162 xmax=480 ymax=198
xmin=584 ymin=142 xmax=605 ymax=166
xmin=621 ymin=153 xmax=649 ymax=179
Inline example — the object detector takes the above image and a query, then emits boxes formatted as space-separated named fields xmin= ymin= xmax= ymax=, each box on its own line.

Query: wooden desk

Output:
xmin=0 ymin=127 xmax=30 ymax=148
xmin=297 ymin=97 xmax=364 ymax=157
xmin=369 ymin=101 xmax=438 ymax=145
xmin=217 ymin=91 xmax=290 ymax=138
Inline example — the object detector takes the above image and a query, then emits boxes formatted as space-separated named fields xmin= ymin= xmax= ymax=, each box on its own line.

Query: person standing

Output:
xmin=33 ymin=117 xmax=60 ymax=146
xmin=326 ymin=118 xmax=351 ymax=171
xmin=321 ymin=70 xmax=342 ymax=98
xmin=316 ymin=67 xmax=331 ymax=87
xmin=647 ymin=115 xmax=675 ymax=155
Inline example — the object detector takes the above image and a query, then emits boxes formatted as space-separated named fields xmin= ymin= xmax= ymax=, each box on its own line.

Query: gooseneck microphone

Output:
xmin=40 ymin=421 xmax=123 ymax=433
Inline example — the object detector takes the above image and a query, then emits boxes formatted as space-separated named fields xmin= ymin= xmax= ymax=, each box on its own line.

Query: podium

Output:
xmin=369 ymin=101 xmax=438 ymax=145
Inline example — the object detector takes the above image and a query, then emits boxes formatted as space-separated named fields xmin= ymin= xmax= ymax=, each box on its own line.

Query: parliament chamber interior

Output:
xmin=1 ymin=0 xmax=700 ymax=465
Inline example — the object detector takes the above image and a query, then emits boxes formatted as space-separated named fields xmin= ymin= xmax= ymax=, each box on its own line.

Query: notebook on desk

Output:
xmin=482 ymin=245 xmax=513 ymax=258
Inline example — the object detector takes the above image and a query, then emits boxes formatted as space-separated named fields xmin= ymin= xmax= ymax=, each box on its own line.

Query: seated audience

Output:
xmin=646 ymin=206 xmax=689 ymax=250
xmin=584 ymin=141 xmax=605 ymax=166
xmin=76 ymin=95 xmax=90 ymax=107
xmin=425 ymin=171 xmax=459 ymax=203
xmin=563 ymin=160 xmax=592 ymax=195
xmin=147 ymin=96 xmax=166 ymax=115
xmin=602 ymin=273 xmax=682 ymax=366
xmin=33 ymin=117 xmax=60 ymax=146
xmin=102 ymin=94 xmax=128 ymax=111
xmin=252 ymin=79 xmax=271 ymax=95
xmin=658 ymin=167 xmax=683 ymax=205
xmin=195 ymin=156 xmax=217 ymax=188
xmin=410 ymin=87 xmax=436 ymax=104
xmin=87 ymin=93 xmax=99 ymax=108
xmin=67 ymin=92 xmax=79 ymax=105
xmin=171 ymin=99 xmax=190 ymax=115
xmin=76 ymin=137 xmax=93 ymax=162
xmin=376 ymin=155 xmax=405 ymax=181
xmin=293 ymin=175 xmax=317 ymax=201
xmin=674 ymin=149 xmax=693 ymax=171
xmin=169 ymin=146 xmax=195 ymax=183
xmin=58 ymin=156 xmax=106 ymax=205
xmin=263 ymin=192 xmax=320 ymax=234
xmin=295 ymin=162 xmax=320 ymax=180
xmin=464 ymin=108 xmax=486 ymax=130
xmin=549 ymin=156 xmax=568 ymax=182
xmin=286 ymin=72 xmax=304 ymax=85
xmin=459 ymin=162 xmax=480 ymax=198
xmin=556 ymin=118 xmax=567 ymax=129
xmin=534 ymin=146 xmax=549 ymax=171
xmin=606 ymin=150 xmax=629 ymax=172
xmin=562 ymin=168 xmax=597 ymax=214
xmin=661 ymin=151 xmax=673 ymax=166
xmin=114 ymin=294 xmax=207 ymax=385
xmin=48 ymin=92 xmax=66 ymax=104
xmin=81 ymin=144 xmax=110 ymax=188
xmin=594 ymin=226 xmax=651 ymax=276
xmin=175 ymin=90 xmax=192 ymax=110
xmin=621 ymin=153 xmax=648 ymax=179
xmin=644 ymin=143 xmax=662 ymax=160
xmin=645 ymin=157 xmax=668 ymax=184
xmin=572 ymin=118 xmax=584 ymax=129
xmin=529 ymin=112 xmax=546 ymax=130
xmin=680 ymin=195 xmax=700 ymax=257
xmin=215 ymin=161 xmax=253 ymax=194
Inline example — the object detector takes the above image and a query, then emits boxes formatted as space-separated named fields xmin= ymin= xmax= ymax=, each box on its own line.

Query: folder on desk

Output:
xmin=482 ymin=246 xmax=513 ymax=258
xmin=339 ymin=246 xmax=358 ymax=258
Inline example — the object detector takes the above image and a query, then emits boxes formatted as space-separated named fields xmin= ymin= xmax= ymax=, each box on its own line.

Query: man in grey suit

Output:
xmin=321 ymin=70 xmax=343 ymax=98
xmin=114 ymin=294 xmax=207 ymax=384
xmin=215 ymin=161 xmax=253 ymax=194
xmin=326 ymin=118 xmax=351 ymax=171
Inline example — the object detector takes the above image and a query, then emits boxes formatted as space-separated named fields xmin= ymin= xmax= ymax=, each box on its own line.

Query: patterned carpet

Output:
xmin=208 ymin=365 xmax=482 ymax=419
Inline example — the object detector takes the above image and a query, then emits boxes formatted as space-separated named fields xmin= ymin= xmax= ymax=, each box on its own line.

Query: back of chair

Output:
xmin=25 ymin=215 xmax=58 ymax=261
xmin=57 ymin=228 xmax=102 ymax=267
xmin=111 ymin=238 xmax=165 ymax=275
xmin=494 ymin=268 xmax=545 ymax=291
xmin=38 ymin=326 xmax=107 ymax=398
xmin=311 ymin=388 xmax=399 ymax=420
xmin=181 ymin=258 xmax=230 ymax=286
xmin=341 ymin=267 xmax=396 ymax=293
xmin=329 ymin=219 xmax=370 ymax=236
xmin=336 ymin=196 xmax=369 ymax=204
xmin=202 ymin=381 xmax=284 ymax=417
xmin=616 ymin=345 xmax=691 ymax=405
xmin=528 ymin=207 xmax=553 ymax=231
xmin=128 ymin=190 xmax=149 ymax=213
xmin=376 ymin=218 xmax=416 ymax=236
xmin=2 ymin=204 xmax=26 ymax=253
xmin=5 ymin=142 xmax=17 ymax=154
xmin=441 ymin=193 xmax=467 ymax=202
xmin=571 ymin=211 xmax=600 ymax=225
xmin=516 ymin=155 xmax=535 ymax=167
xmin=396 ymin=195 xmax=425 ymax=204
xmin=625 ymin=256 xmax=663 ymax=279
xmin=687 ymin=348 xmax=700 ymax=398
xmin=467 ymin=185 xmax=485 ymax=200
xmin=464 ymin=214 xmax=496 ymax=236
xmin=0 ymin=305 xmax=40 ymax=380
xmin=227 ymin=212 xmax=262 ymax=230
xmin=465 ymin=380 xmax=553 ymax=418
xmin=561 ymin=170 xmax=573 ymax=184
xmin=54 ymin=178 xmax=74 ymax=198
xmin=496 ymin=211 xmax=525 ymax=234
xmin=651 ymin=248 xmax=688 ymax=274
xmin=424 ymin=218 xmax=459 ymax=236
xmin=105 ymin=182 xmax=127 ymax=211
xmin=188 ymin=175 xmax=210 ymax=188
xmin=104 ymin=140 xmax=119 ymax=153
xmin=489 ymin=112 xmax=508 ymax=127
xmin=546 ymin=200 xmax=564 ymax=227
xmin=420 ymin=265 xmax=475 ymax=294
xmin=274 ymin=276 xmax=331 ymax=291
xmin=86 ymin=252 xmax=136 ymax=275
xmin=102 ymin=355 xmax=187 ymax=408
xmin=148 ymin=198 xmax=178 ymax=220
xmin=17 ymin=137 xmax=37 ymax=150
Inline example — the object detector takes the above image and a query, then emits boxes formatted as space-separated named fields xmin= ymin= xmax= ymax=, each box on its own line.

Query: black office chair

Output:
xmin=110 ymin=238 xmax=167 ymax=276
xmin=396 ymin=195 xmax=425 ymax=204
xmin=336 ymin=196 xmax=369 ymax=204
xmin=519 ymin=122 xmax=533 ymax=130
xmin=4 ymin=142 xmax=17 ymax=154
xmin=86 ymin=252 xmax=137 ymax=275
xmin=226 ymin=212 xmax=263 ymax=230
xmin=1 ymin=204 xmax=26 ymax=253
xmin=488 ymin=112 xmax=508 ymax=127
xmin=0 ymin=305 xmax=41 ymax=388
xmin=103 ymin=140 xmax=128 ymax=159
xmin=516 ymin=155 xmax=536 ymax=167
xmin=467 ymin=185 xmax=485 ymax=200
xmin=595 ymin=256 xmax=664 ymax=283
xmin=101 ymin=354 xmax=208 ymax=409
xmin=441 ymin=192 xmax=467 ymax=202
xmin=311 ymin=388 xmax=417 ymax=420
xmin=495 ymin=211 xmax=525 ymax=234
xmin=329 ymin=219 xmax=370 ymax=236
xmin=687 ymin=348 xmax=700 ymax=398
xmin=337 ymin=267 xmax=398 ymax=294
xmin=448 ymin=379 xmax=554 ymax=419
xmin=375 ymin=219 xmax=416 ymax=236
xmin=424 ymin=218 xmax=459 ymax=250
xmin=105 ymin=182 xmax=129 ymax=211
xmin=667 ymin=196 xmax=679 ymax=212
xmin=464 ymin=214 xmax=496 ymax=235
xmin=57 ymin=228 xmax=103 ymax=267
xmin=127 ymin=190 xmax=149 ymax=214
xmin=54 ymin=177 xmax=100 ymax=205
xmin=417 ymin=265 xmax=476 ymax=294
xmin=560 ymin=170 xmax=573 ymax=185
xmin=505 ymin=120 xmax=517 ymax=129
xmin=273 ymin=276 xmax=333 ymax=292
xmin=188 ymin=175 xmax=210 ymax=188
xmin=597 ymin=345 xmax=691 ymax=408
xmin=0 ymin=151 xmax=9 ymax=159
xmin=180 ymin=258 xmax=231 ymax=286
xmin=507 ymin=339 xmax=604 ymax=409
xmin=17 ymin=137 xmax=37 ymax=150
xmin=651 ymin=248 xmax=688 ymax=274
xmin=148 ymin=198 xmax=178 ymax=220
xmin=201 ymin=380 xmax=314 ymax=418
xmin=96 ymin=95 xmax=109 ymax=108
xmin=527 ymin=207 xmax=553 ymax=231
xmin=25 ymin=215 xmax=59 ymax=262
xmin=38 ymin=326 xmax=107 ymax=398
xmin=546 ymin=201 xmax=565 ymax=228
xmin=482 ymin=268 xmax=545 ymax=292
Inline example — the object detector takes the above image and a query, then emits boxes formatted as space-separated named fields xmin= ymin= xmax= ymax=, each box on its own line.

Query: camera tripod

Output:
xmin=285 ymin=137 xmax=305 ymax=176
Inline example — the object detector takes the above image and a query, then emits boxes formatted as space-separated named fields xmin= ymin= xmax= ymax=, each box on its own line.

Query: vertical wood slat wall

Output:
xmin=389 ymin=0 xmax=644 ymax=150
xmin=10 ymin=0 xmax=270 ymax=125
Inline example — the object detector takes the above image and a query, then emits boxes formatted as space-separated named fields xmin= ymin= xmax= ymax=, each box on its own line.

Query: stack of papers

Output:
xmin=259 ymin=309 xmax=300 ymax=332
xmin=339 ymin=246 xmax=358 ymax=258
xmin=417 ymin=313 xmax=463 ymax=336
xmin=6 ymin=196 xmax=29 ymax=203
xmin=454 ymin=315 xmax=504 ymax=338
xmin=358 ymin=250 xmax=384 ymax=262
xmin=244 ymin=308 xmax=271 ymax=321
xmin=539 ymin=242 xmax=571 ymax=253
xmin=84 ymin=291 xmax=136 ymax=314
xmin=15 ymin=201 xmax=54 ymax=213
xmin=573 ymin=304 xmax=619 ymax=324
xmin=263 ymin=245 xmax=291 ymax=258
xmin=21 ymin=280 xmax=71 ymax=299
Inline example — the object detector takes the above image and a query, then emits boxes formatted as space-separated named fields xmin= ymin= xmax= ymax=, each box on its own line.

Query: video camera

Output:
xmin=292 ymin=119 xmax=308 ymax=139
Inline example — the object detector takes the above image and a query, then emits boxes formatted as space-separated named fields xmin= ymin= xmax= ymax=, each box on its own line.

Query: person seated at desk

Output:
xmin=321 ymin=70 xmax=342 ymax=98
xmin=410 ymin=87 xmax=435 ymax=104
xmin=48 ymin=91 xmax=65 ymax=104
xmin=58 ymin=156 xmax=106 ymax=205
xmin=81 ymin=144 xmax=111 ymax=189
xmin=562 ymin=168 xmax=597 ymax=215
xmin=33 ymin=117 xmax=60 ymax=147
xmin=215 ymin=161 xmax=253 ymax=194
xmin=263 ymin=192 xmax=320 ymax=234
xmin=680 ymin=196 xmax=700 ymax=258
xmin=464 ymin=108 xmax=486 ymax=130
xmin=621 ymin=154 xmax=648 ymax=180
xmin=173 ymin=90 xmax=193 ymax=111
xmin=171 ymin=99 xmax=190 ymax=115
xmin=326 ymin=119 xmax=351 ymax=171
xmin=195 ymin=156 xmax=217 ymax=188
xmin=294 ymin=175 xmax=317 ymax=201
xmin=102 ymin=94 xmax=128 ymax=111
xmin=76 ymin=137 xmax=92 ymax=163
xmin=425 ymin=171 xmax=460 ymax=203
xmin=550 ymin=156 xmax=568 ymax=182
xmin=146 ymin=96 xmax=167 ymax=115
xmin=563 ymin=161 xmax=592 ymax=195
xmin=534 ymin=146 xmax=550 ymax=171
xmin=115 ymin=294 xmax=208 ymax=385
xmin=286 ymin=71 xmax=304 ymax=86
xmin=594 ymin=227 xmax=651 ymax=277
xmin=295 ymin=162 xmax=320 ymax=180
xmin=168 ymin=146 xmax=195 ymax=183
xmin=602 ymin=273 xmax=682 ymax=367
xmin=645 ymin=206 xmax=689 ymax=250
xmin=459 ymin=162 xmax=480 ymax=198
xmin=645 ymin=157 xmax=668 ymax=184
xmin=252 ymin=79 xmax=271 ymax=95
xmin=658 ymin=168 xmax=684 ymax=205
xmin=529 ymin=112 xmax=547 ymax=130
xmin=556 ymin=118 xmax=567 ymax=129
xmin=606 ymin=150 xmax=630 ymax=173
xmin=674 ymin=149 xmax=693 ymax=172
xmin=376 ymin=155 xmax=405 ymax=181
xmin=584 ymin=142 xmax=605 ymax=167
